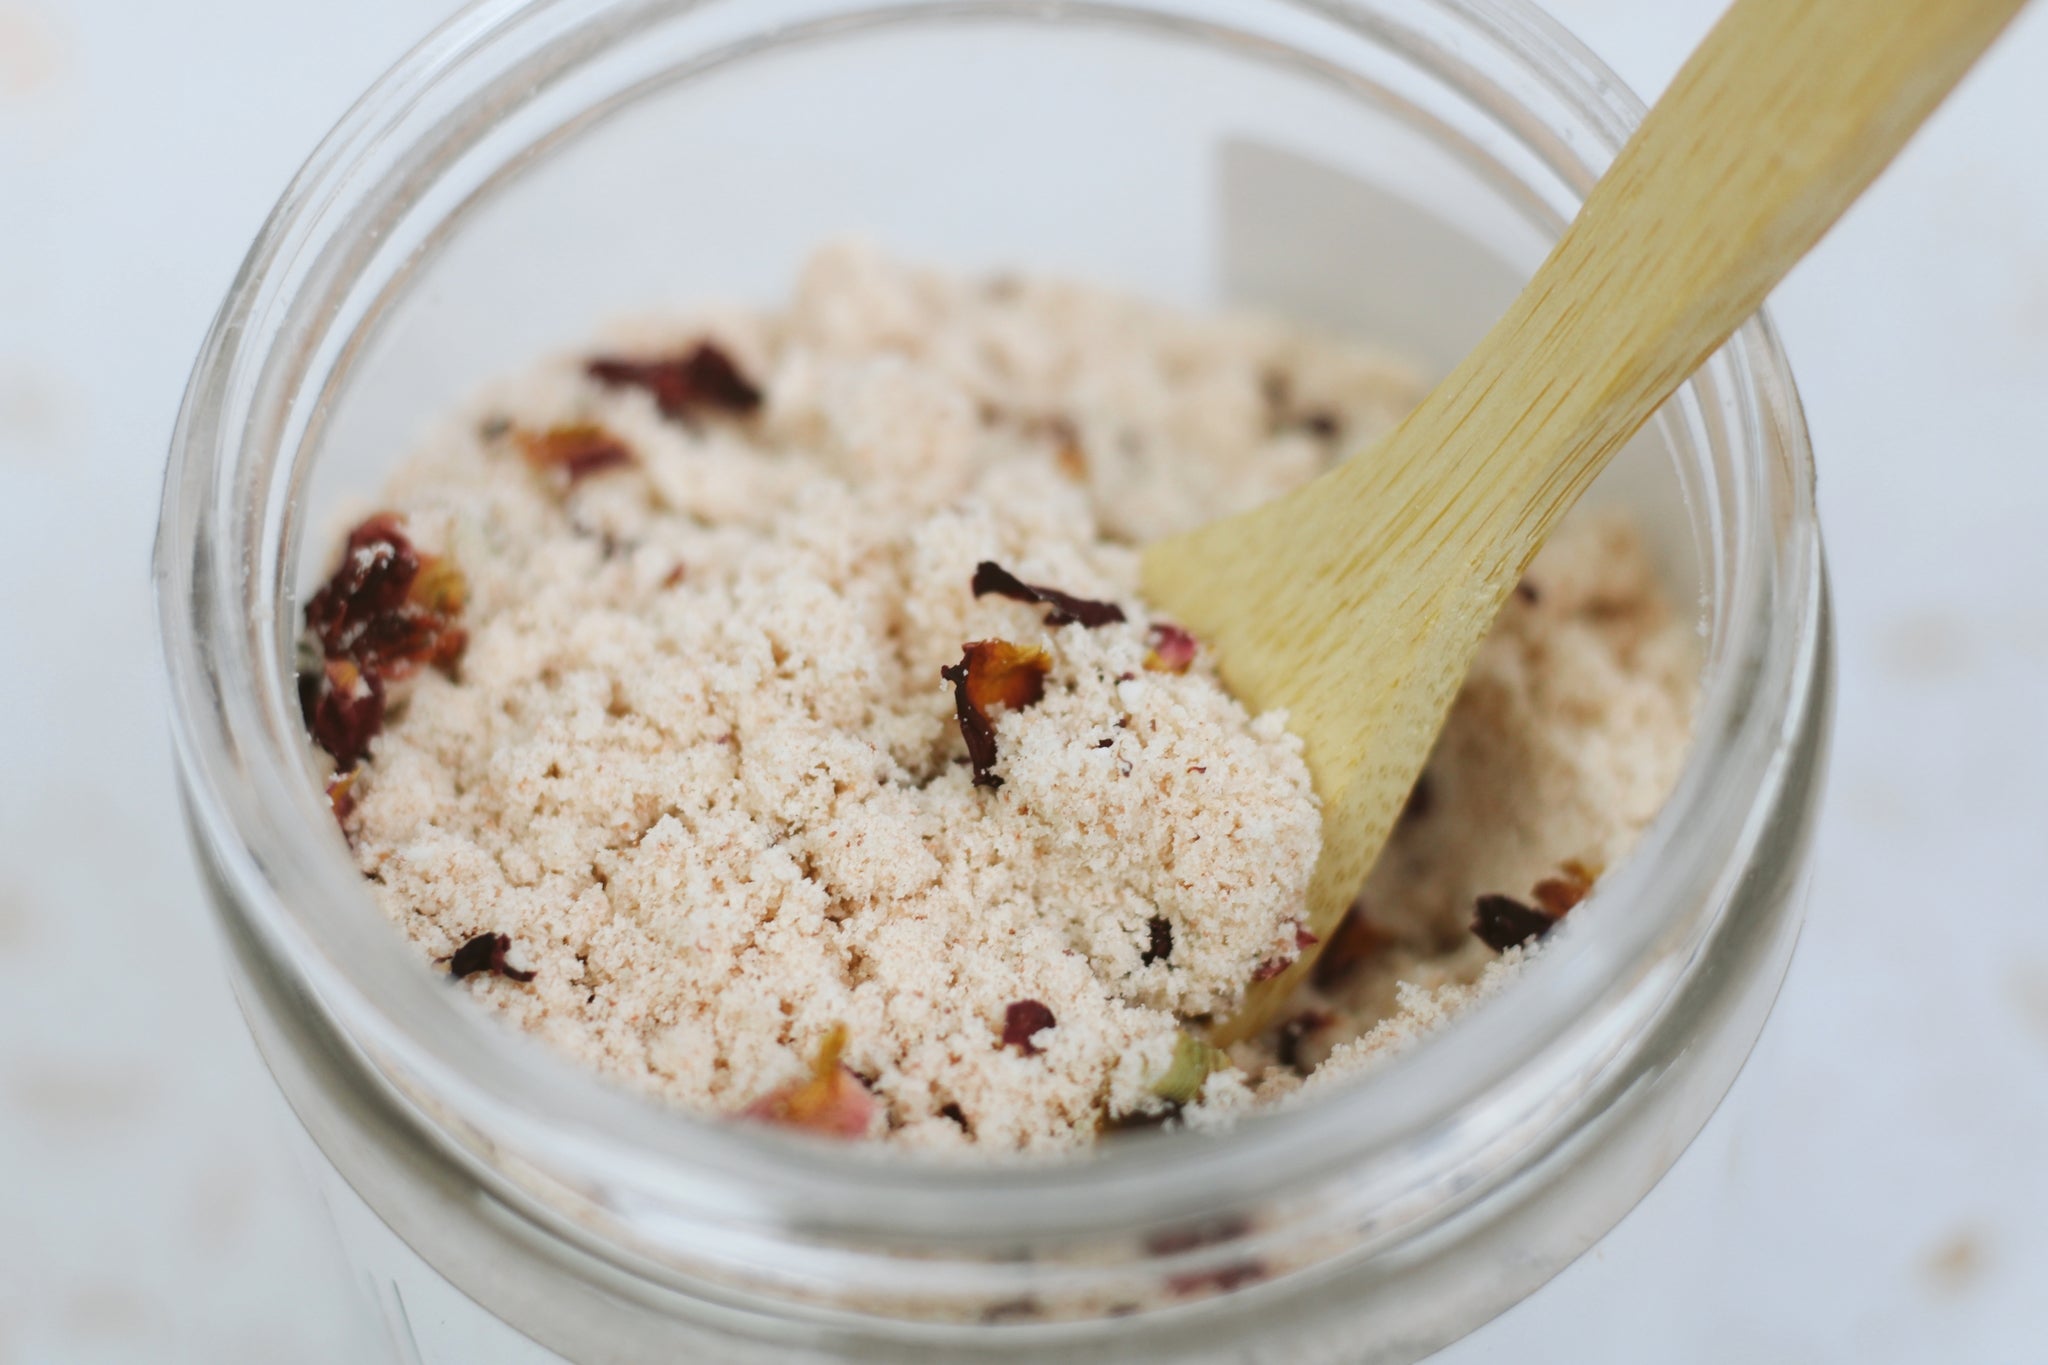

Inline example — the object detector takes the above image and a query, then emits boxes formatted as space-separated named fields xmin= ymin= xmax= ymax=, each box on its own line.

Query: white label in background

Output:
xmin=1215 ymin=137 xmax=1525 ymax=374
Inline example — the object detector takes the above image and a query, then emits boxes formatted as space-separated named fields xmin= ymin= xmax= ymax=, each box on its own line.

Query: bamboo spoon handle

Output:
xmin=1145 ymin=0 xmax=2026 ymax=1041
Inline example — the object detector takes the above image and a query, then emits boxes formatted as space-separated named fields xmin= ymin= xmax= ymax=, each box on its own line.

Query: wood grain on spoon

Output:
xmin=1143 ymin=0 xmax=2025 ymax=1042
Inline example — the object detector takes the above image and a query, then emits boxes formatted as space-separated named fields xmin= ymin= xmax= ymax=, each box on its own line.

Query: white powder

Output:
xmin=332 ymin=243 xmax=1694 ymax=1152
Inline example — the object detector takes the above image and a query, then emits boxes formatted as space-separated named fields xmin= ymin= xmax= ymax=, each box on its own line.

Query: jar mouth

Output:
xmin=154 ymin=0 xmax=1823 ymax=1259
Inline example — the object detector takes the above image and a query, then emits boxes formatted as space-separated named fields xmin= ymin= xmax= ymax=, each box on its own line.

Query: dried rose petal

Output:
xmin=1532 ymin=861 xmax=1596 ymax=917
xmin=941 ymin=640 xmax=1052 ymax=788
xmin=304 ymin=513 xmax=467 ymax=683
xmin=1143 ymin=623 xmax=1198 ymax=674
xmin=300 ymin=512 xmax=468 ymax=770
xmin=1141 ymin=915 xmax=1173 ymax=966
xmin=1250 ymin=955 xmax=1291 ymax=982
xmin=448 ymin=932 xmax=536 ymax=983
xmin=1001 ymin=1000 xmax=1056 ymax=1055
xmin=740 ymin=1024 xmax=875 ymax=1138
xmin=304 ymin=515 xmax=420 ymax=662
xmin=587 ymin=341 xmax=762 ymax=419
xmin=1472 ymin=894 xmax=1556 ymax=952
xmin=325 ymin=770 xmax=358 ymax=831
xmin=516 ymin=423 xmax=635 ymax=485
xmin=970 ymin=561 xmax=1125 ymax=628
xmin=308 ymin=658 xmax=385 ymax=771
xmin=1312 ymin=902 xmax=1392 ymax=991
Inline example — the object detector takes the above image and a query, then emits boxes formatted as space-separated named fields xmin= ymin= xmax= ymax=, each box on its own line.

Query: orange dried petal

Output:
xmin=516 ymin=423 xmax=635 ymax=483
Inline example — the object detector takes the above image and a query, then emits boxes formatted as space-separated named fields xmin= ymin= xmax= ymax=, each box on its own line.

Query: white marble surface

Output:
xmin=4 ymin=1 xmax=2046 ymax=1360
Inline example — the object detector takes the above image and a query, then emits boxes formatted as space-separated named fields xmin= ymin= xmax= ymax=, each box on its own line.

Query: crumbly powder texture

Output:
xmin=337 ymin=243 xmax=1696 ymax=1153
xmin=1210 ymin=513 xmax=1703 ymax=1108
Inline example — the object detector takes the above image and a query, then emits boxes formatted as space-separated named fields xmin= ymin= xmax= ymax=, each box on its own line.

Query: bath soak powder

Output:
xmin=299 ymin=244 xmax=1696 ymax=1153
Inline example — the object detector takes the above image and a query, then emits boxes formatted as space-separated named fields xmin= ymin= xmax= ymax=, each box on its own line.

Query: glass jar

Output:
xmin=153 ymin=0 xmax=1833 ymax=1360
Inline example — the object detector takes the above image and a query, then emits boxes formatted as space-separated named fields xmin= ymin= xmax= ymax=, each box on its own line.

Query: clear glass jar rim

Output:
xmin=154 ymin=0 xmax=1826 ymax=1246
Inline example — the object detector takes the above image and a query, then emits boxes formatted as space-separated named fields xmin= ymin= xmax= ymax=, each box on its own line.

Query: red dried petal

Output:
xmin=516 ymin=423 xmax=635 ymax=484
xmin=1143 ymin=623 xmax=1198 ymax=674
xmin=1250 ymin=955 xmax=1291 ymax=982
xmin=304 ymin=515 xmax=421 ymax=661
xmin=941 ymin=640 xmax=1052 ymax=789
xmin=587 ymin=341 xmax=762 ymax=419
xmin=325 ymin=770 xmax=358 ymax=831
xmin=308 ymin=658 xmax=385 ymax=770
xmin=1472 ymin=894 xmax=1556 ymax=952
xmin=740 ymin=1024 xmax=875 ymax=1138
xmin=1001 ymin=1000 xmax=1057 ymax=1055
xmin=303 ymin=513 xmax=467 ymax=688
xmin=971 ymin=561 xmax=1125 ymax=628
xmin=1312 ymin=902 xmax=1392 ymax=992
xmin=448 ymin=932 xmax=537 ymax=983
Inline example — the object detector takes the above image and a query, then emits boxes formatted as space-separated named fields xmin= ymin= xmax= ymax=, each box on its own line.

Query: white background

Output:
xmin=3 ymin=1 xmax=2046 ymax=1360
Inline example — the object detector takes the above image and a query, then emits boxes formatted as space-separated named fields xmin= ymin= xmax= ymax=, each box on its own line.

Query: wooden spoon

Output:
xmin=1144 ymin=0 xmax=2025 ymax=1042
